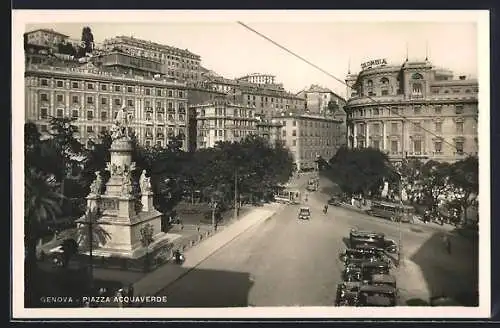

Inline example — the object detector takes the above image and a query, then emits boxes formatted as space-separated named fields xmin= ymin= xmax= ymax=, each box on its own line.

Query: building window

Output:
xmin=179 ymin=91 xmax=184 ymax=98
xmin=87 ymin=83 xmax=94 ymax=90
xmin=391 ymin=123 xmax=398 ymax=134
xmin=101 ymin=97 xmax=107 ymax=105
xmin=114 ymin=85 xmax=121 ymax=92
xmin=145 ymin=88 xmax=151 ymax=96
xmin=72 ymin=110 xmax=79 ymax=118
xmin=56 ymin=109 xmax=64 ymax=117
xmin=87 ymin=126 xmax=93 ymax=133
xmin=127 ymin=99 xmax=134 ymax=107
xmin=380 ymin=77 xmax=389 ymax=85
xmin=157 ymin=113 xmax=164 ymax=121
xmin=101 ymin=84 xmax=108 ymax=91
xmin=114 ymin=98 xmax=121 ymax=106
xmin=434 ymin=141 xmax=442 ymax=153
xmin=101 ymin=111 xmax=108 ymax=121
xmin=412 ymin=83 xmax=423 ymax=95
xmin=391 ymin=140 xmax=398 ymax=152
xmin=412 ymin=73 xmax=424 ymax=79
xmin=179 ymin=114 xmax=185 ymax=121
xmin=87 ymin=96 xmax=94 ymax=104
xmin=455 ymin=105 xmax=464 ymax=114
xmin=100 ymin=126 xmax=107 ymax=133
xmin=40 ymin=108 xmax=48 ymax=119
xmin=156 ymin=140 xmax=162 ymax=147
xmin=413 ymin=122 xmax=422 ymax=133
xmin=168 ymin=90 xmax=173 ymax=97
xmin=372 ymin=140 xmax=380 ymax=149
xmin=413 ymin=140 xmax=422 ymax=153
xmin=145 ymin=140 xmax=151 ymax=147
xmin=156 ymin=89 xmax=162 ymax=97
xmin=381 ymin=90 xmax=389 ymax=96
xmin=367 ymin=80 xmax=373 ymax=88
xmin=435 ymin=106 xmax=442 ymax=114
xmin=127 ymin=86 xmax=133 ymax=93
xmin=56 ymin=80 xmax=63 ymax=88
xmin=368 ymin=91 xmax=375 ymax=97
xmin=292 ymin=130 xmax=297 ymax=136
xmin=293 ymin=120 xmax=296 ymax=126
xmin=292 ymin=139 xmax=296 ymax=146
xmin=456 ymin=122 xmax=464 ymax=134
xmin=72 ymin=82 xmax=79 ymax=89
xmin=40 ymin=93 xmax=48 ymax=102
xmin=72 ymin=96 xmax=79 ymax=104
xmin=435 ymin=122 xmax=442 ymax=133
xmin=455 ymin=142 xmax=464 ymax=154
xmin=56 ymin=94 xmax=64 ymax=103
xmin=373 ymin=123 xmax=381 ymax=134
xmin=373 ymin=108 xmax=379 ymax=116
xmin=87 ymin=111 xmax=93 ymax=120
xmin=282 ymin=130 xmax=286 ymax=137
xmin=414 ymin=106 xmax=421 ymax=114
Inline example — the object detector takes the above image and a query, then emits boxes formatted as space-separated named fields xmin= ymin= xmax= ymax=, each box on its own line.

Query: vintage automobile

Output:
xmin=357 ymin=284 xmax=397 ymax=307
xmin=350 ymin=229 xmax=398 ymax=254
xmin=369 ymin=273 xmax=397 ymax=288
xmin=328 ymin=195 xmax=342 ymax=206
xmin=335 ymin=282 xmax=361 ymax=306
xmin=298 ymin=206 xmax=311 ymax=220
xmin=339 ymin=248 xmax=381 ymax=265
xmin=360 ymin=261 xmax=391 ymax=281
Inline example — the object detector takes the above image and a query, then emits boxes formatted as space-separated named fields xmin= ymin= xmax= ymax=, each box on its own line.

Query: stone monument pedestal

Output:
xmin=77 ymin=134 xmax=170 ymax=259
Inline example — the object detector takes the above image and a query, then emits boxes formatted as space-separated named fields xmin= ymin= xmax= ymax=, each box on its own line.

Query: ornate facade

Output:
xmin=345 ymin=60 xmax=478 ymax=162
xmin=191 ymin=100 xmax=257 ymax=149
xmin=274 ymin=112 xmax=345 ymax=171
xmin=24 ymin=62 xmax=190 ymax=150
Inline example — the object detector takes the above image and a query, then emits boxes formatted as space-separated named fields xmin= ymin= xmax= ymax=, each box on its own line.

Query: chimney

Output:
xmin=459 ymin=75 xmax=466 ymax=80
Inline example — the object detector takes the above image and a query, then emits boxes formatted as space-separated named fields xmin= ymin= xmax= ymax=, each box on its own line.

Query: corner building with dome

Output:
xmin=344 ymin=59 xmax=478 ymax=162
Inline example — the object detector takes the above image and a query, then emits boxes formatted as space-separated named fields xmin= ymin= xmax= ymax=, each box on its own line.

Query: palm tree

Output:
xmin=24 ymin=168 xmax=63 ymax=306
xmin=76 ymin=206 xmax=110 ymax=288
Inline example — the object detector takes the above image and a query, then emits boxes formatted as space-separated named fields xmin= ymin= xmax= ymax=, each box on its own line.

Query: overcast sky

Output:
xmin=25 ymin=13 xmax=479 ymax=98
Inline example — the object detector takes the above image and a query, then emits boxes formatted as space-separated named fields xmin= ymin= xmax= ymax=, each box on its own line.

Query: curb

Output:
xmin=151 ymin=209 xmax=280 ymax=297
xmin=132 ymin=205 xmax=282 ymax=300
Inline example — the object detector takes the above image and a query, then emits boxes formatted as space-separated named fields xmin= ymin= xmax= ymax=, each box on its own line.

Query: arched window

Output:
xmin=367 ymin=80 xmax=373 ymax=88
xmin=412 ymin=83 xmax=423 ymax=95
xmin=380 ymin=77 xmax=389 ymax=85
xmin=412 ymin=73 xmax=424 ymax=80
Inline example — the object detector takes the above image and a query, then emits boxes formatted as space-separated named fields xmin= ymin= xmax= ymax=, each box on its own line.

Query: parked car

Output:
xmin=328 ymin=196 xmax=342 ymax=206
xmin=357 ymin=284 xmax=397 ymax=306
xmin=298 ymin=206 xmax=311 ymax=220
xmin=335 ymin=282 xmax=360 ymax=306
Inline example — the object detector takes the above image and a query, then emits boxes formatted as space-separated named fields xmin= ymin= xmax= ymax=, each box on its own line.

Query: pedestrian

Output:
xmin=443 ymin=234 xmax=451 ymax=255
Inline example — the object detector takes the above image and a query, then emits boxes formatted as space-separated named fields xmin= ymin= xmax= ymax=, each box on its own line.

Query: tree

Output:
xmin=447 ymin=156 xmax=479 ymax=223
xmin=419 ymin=160 xmax=453 ymax=209
xmin=24 ymin=168 xmax=63 ymax=306
xmin=327 ymin=100 xmax=339 ymax=116
xmin=76 ymin=207 xmax=110 ymax=287
xmin=328 ymin=147 xmax=393 ymax=197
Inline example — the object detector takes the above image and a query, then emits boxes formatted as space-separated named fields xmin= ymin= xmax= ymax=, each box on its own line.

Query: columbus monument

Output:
xmin=79 ymin=106 xmax=170 ymax=258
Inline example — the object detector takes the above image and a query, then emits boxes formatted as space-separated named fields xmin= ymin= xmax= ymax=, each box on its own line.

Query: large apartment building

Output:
xmin=296 ymin=84 xmax=347 ymax=116
xmin=190 ymin=100 xmax=257 ymax=149
xmin=274 ymin=112 xmax=345 ymax=171
xmin=25 ymin=60 xmax=190 ymax=150
xmin=344 ymin=59 xmax=478 ymax=162
xmin=102 ymin=36 xmax=202 ymax=81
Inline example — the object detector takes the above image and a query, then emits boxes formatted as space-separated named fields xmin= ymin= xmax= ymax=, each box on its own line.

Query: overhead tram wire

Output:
xmin=236 ymin=21 xmax=460 ymax=152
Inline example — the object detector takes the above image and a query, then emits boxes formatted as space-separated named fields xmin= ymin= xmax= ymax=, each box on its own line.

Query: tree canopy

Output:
xmin=327 ymin=147 xmax=394 ymax=196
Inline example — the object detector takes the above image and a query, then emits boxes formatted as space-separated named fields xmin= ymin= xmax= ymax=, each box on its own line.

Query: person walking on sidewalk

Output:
xmin=442 ymin=234 xmax=452 ymax=255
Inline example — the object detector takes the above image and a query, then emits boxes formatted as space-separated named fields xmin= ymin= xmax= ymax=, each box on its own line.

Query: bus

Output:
xmin=367 ymin=201 xmax=419 ymax=224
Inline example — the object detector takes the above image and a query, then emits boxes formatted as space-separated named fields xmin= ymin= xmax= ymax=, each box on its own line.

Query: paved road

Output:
xmin=152 ymin=176 xmax=478 ymax=307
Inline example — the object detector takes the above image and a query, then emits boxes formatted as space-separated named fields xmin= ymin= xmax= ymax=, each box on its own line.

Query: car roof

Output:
xmin=371 ymin=274 xmax=396 ymax=283
xmin=359 ymin=284 xmax=396 ymax=293
xmin=362 ymin=261 xmax=389 ymax=267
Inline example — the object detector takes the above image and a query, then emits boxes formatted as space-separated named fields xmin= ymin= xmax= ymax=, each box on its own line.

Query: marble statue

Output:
xmin=111 ymin=105 xmax=133 ymax=140
xmin=121 ymin=170 xmax=132 ymax=196
xmin=140 ymin=169 xmax=151 ymax=193
xmin=89 ymin=172 xmax=102 ymax=195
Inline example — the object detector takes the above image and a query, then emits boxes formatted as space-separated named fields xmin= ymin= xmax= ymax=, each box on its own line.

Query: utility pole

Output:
xmin=234 ymin=169 xmax=238 ymax=220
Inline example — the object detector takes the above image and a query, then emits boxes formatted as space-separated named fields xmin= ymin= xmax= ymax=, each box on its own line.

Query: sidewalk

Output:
xmin=131 ymin=203 xmax=283 ymax=298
